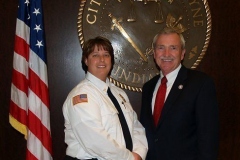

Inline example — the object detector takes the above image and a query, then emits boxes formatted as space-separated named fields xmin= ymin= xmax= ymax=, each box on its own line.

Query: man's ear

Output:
xmin=153 ymin=50 xmax=156 ymax=59
xmin=181 ymin=49 xmax=186 ymax=60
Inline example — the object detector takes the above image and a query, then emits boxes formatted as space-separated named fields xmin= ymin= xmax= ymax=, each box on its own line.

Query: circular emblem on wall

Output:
xmin=77 ymin=0 xmax=211 ymax=92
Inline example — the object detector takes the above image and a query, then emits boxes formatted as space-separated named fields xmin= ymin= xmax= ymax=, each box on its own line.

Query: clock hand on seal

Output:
xmin=108 ymin=13 xmax=148 ymax=62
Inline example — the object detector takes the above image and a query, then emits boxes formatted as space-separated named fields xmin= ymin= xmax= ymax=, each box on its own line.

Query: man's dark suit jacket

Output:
xmin=140 ymin=65 xmax=219 ymax=160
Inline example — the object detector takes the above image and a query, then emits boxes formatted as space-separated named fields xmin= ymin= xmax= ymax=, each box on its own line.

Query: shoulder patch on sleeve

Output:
xmin=72 ymin=94 xmax=88 ymax=105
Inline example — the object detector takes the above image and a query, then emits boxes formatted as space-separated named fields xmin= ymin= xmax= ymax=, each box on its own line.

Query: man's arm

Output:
xmin=196 ymin=77 xmax=219 ymax=160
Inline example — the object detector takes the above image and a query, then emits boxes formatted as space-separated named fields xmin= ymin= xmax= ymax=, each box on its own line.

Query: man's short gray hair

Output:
xmin=152 ymin=27 xmax=186 ymax=50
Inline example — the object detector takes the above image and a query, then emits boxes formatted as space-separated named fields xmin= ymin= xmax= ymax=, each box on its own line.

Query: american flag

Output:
xmin=9 ymin=0 xmax=53 ymax=159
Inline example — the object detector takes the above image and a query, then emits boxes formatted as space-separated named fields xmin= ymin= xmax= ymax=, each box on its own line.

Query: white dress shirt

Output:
xmin=63 ymin=72 xmax=148 ymax=160
xmin=151 ymin=64 xmax=181 ymax=113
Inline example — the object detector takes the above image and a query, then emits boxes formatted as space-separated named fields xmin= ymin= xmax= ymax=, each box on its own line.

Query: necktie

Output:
xmin=153 ymin=76 xmax=167 ymax=127
xmin=107 ymin=88 xmax=133 ymax=151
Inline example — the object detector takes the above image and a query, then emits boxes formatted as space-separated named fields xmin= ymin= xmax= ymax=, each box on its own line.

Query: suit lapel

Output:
xmin=157 ymin=66 xmax=188 ymax=128
xmin=144 ymin=75 xmax=160 ymax=130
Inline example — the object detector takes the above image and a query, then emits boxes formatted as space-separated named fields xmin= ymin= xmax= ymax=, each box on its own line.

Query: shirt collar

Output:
xmin=86 ymin=72 xmax=110 ymax=93
xmin=160 ymin=64 xmax=181 ymax=84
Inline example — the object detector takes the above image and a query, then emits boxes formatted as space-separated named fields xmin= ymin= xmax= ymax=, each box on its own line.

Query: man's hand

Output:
xmin=132 ymin=152 xmax=142 ymax=160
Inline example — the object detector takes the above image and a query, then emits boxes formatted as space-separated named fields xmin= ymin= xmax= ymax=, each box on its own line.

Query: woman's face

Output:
xmin=85 ymin=45 xmax=112 ymax=81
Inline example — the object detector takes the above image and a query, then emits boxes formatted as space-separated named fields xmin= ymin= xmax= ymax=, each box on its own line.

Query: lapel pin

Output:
xmin=119 ymin=94 xmax=126 ymax=103
xmin=178 ymin=85 xmax=183 ymax=89
xmin=119 ymin=94 xmax=126 ymax=108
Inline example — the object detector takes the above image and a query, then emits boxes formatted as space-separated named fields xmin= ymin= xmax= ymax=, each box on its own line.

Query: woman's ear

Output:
xmin=84 ymin=58 xmax=88 ymax=66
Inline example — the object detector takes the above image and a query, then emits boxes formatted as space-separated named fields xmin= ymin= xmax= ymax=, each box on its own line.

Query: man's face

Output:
xmin=85 ymin=45 xmax=112 ymax=81
xmin=154 ymin=33 xmax=185 ymax=76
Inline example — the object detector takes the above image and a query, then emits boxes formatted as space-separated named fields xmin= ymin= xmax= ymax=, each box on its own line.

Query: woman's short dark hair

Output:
xmin=81 ymin=36 xmax=115 ymax=74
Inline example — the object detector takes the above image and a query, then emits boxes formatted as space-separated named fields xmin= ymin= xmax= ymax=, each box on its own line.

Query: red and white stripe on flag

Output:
xmin=9 ymin=0 xmax=53 ymax=159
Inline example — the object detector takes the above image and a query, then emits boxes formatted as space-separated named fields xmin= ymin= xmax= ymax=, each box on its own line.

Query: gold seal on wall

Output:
xmin=77 ymin=0 xmax=211 ymax=92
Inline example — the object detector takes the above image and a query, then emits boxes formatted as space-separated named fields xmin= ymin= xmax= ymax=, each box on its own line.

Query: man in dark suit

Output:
xmin=140 ymin=27 xmax=219 ymax=160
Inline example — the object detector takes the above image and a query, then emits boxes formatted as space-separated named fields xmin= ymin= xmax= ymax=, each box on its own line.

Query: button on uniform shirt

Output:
xmin=63 ymin=72 xmax=148 ymax=160
xmin=151 ymin=64 xmax=181 ymax=113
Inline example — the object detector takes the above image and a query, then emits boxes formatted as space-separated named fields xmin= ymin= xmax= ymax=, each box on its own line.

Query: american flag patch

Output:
xmin=72 ymin=94 xmax=88 ymax=105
